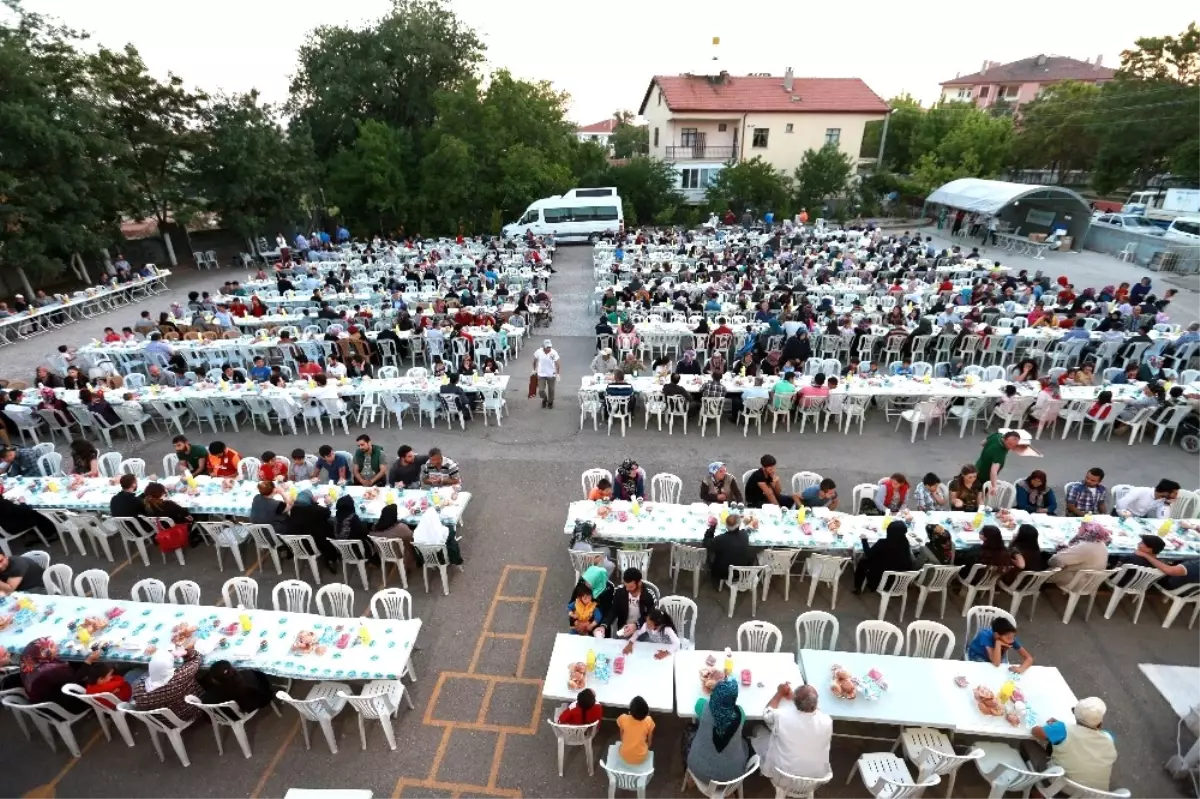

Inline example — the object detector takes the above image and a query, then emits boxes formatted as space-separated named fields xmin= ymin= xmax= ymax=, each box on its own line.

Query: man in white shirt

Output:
xmin=1116 ymin=479 xmax=1179 ymax=519
xmin=752 ymin=683 xmax=832 ymax=781
xmin=532 ymin=339 xmax=561 ymax=409
xmin=589 ymin=348 xmax=618 ymax=376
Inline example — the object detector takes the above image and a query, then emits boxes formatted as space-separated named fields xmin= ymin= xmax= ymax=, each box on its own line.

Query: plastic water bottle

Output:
xmin=723 ymin=647 xmax=734 ymax=677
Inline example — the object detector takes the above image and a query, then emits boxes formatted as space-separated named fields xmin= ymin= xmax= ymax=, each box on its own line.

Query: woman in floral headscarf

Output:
xmin=1048 ymin=521 xmax=1111 ymax=586
xmin=686 ymin=678 xmax=750 ymax=785
xmin=612 ymin=459 xmax=645 ymax=501
xmin=19 ymin=638 xmax=96 ymax=713
xmin=700 ymin=462 xmax=743 ymax=504
xmin=705 ymin=351 xmax=727 ymax=376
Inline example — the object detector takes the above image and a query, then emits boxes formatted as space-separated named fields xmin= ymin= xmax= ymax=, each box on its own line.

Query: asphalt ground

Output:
xmin=1 ymin=240 xmax=1197 ymax=798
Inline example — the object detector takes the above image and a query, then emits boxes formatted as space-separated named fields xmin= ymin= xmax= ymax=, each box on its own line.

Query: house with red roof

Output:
xmin=576 ymin=118 xmax=617 ymax=150
xmin=939 ymin=54 xmax=1115 ymax=109
xmin=638 ymin=68 xmax=889 ymax=202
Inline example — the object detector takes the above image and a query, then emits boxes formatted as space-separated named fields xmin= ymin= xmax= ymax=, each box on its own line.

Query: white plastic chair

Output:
xmin=316 ymin=582 xmax=356 ymax=617
xmin=616 ymin=548 xmax=651 ymax=576
xmin=803 ymin=554 xmax=851 ymax=609
xmin=74 ymin=568 xmax=110 ymax=599
xmin=757 ymin=548 xmax=800 ymax=601
xmin=790 ymin=471 xmax=822 ymax=495
xmin=328 ymin=539 xmax=370 ymax=590
xmin=277 ymin=533 xmax=323 ymax=583
xmin=1056 ymin=569 xmax=1118 ymax=623
xmin=606 ymin=395 xmax=633 ymax=436
xmin=1036 ymin=776 xmax=1131 ymax=799
xmin=185 ymin=695 xmax=259 ymax=758
xmin=272 ymin=579 xmax=313 ymax=613
xmin=913 ymin=564 xmax=960 ymax=619
xmin=414 ymin=543 xmax=451 ymax=595
xmin=118 ymin=457 xmax=146 ymax=478
xmin=954 ymin=564 xmax=1001 ymax=616
xmin=972 ymin=740 xmax=1064 ymax=798
xmin=848 ymin=751 xmax=940 ymax=798
xmin=117 ymin=704 xmax=195 ymax=766
xmin=904 ymin=620 xmax=955 ymax=659
xmin=97 ymin=451 xmax=122 ymax=478
xmin=169 ymin=580 xmax=202 ymax=605
xmin=855 ymin=620 xmax=903 ymax=655
xmin=650 ymin=473 xmax=682 ymax=504
xmin=771 ymin=770 xmax=833 ymax=799
xmin=736 ymin=620 xmax=782 ymax=652
xmin=275 ymin=682 xmax=351 ymax=754
xmin=669 ymin=543 xmax=707 ymax=598
xmin=240 ymin=523 xmax=283 ymax=576
xmin=656 ymin=595 xmax=697 ymax=649
xmin=339 ymin=680 xmax=412 ymax=751
xmin=581 ymin=468 xmax=613 ymax=499
xmin=877 ymin=570 xmax=921 ymax=621
xmin=61 ymin=683 xmax=136 ymax=747
xmin=963 ymin=606 xmax=1016 ymax=659
xmin=683 ymin=754 xmax=760 ymax=798
xmin=131 ymin=577 xmax=166 ymax=603
xmin=369 ymin=535 xmax=410 ymax=590
xmin=2 ymin=694 xmax=91 ymax=756
xmin=44 ymin=563 xmax=74 ymax=596
xmin=722 ymin=565 xmax=767 ymax=618
xmin=601 ymin=743 xmax=655 ymax=798
xmin=21 ymin=549 xmax=50 ymax=570
xmin=896 ymin=398 xmax=949 ymax=442
xmin=195 ymin=520 xmax=250 ymax=572
xmin=699 ymin=396 xmax=724 ymax=437
xmin=901 ymin=731 xmax=983 ymax=798
xmin=795 ymin=610 xmax=839 ymax=655
xmin=1155 ymin=582 xmax=1200 ymax=629
xmin=222 ymin=576 xmax=259 ymax=609
xmin=997 ymin=569 xmax=1060 ymax=619
xmin=981 ymin=480 xmax=1016 ymax=510
xmin=1102 ymin=564 xmax=1164 ymax=623
xmin=547 ymin=702 xmax=601 ymax=776
xmin=37 ymin=452 xmax=63 ymax=477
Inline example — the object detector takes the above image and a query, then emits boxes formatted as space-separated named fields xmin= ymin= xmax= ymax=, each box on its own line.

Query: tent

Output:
xmin=926 ymin=178 xmax=1091 ymax=249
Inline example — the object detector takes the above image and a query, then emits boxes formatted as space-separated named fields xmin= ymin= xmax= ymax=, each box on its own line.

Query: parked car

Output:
xmin=1091 ymin=213 xmax=1165 ymax=235
xmin=1163 ymin=216 xmax=1200 ymax=243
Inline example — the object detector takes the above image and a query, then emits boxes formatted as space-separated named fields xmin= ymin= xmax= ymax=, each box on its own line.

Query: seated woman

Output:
xmin=948 ymin=465 xmax=982 ymax=512
xmin=612 ymin=459 xmax=646 ymax=501
xmin=1009 ymin=524 xmax=1047 ymax=575
xmin=853 ymin=520 xmax=915 ymax=593
xmin=914 ymin=523 xmax=955 ymax=568
xmin=199 ymin=660 xmax=274 ymax=713
xmin=962 ymin=525 xmax=1022 ymax=583
xmin=1049 ymin=522 xmax=1111 ymax=586
xmin=133 ymin=648 xmax=203 ymax=722
xmin=1014 ymin=470 xmax=1057 ymax=515
xmin=15 ymin=638 xmax=100 ymax=714
xmin=686 ymin=679 xmax=751 ymax=787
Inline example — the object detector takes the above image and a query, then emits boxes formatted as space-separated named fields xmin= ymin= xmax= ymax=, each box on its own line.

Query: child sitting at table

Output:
xmin=966 ymin=617 xmax=1034 ymax=673
xmin=1087 ymin=390 xmax=1114 ymax=422
xmin=259 ymin=451 xmax=288 ymax=481
xmin=567 ymin=583 xmax=604 ymax=636
xmin=616 ymin=696 xmax=655 ymax=766
xmin=588 ymin=478 xmax=613 ymax=501
xmin=893 ymin=358 xmax=913 ymax=377
xmin=557 ymin=688 xmax=603 ymax=725
xmin=622 ymin=609 xmax=680 ymax=659
xmin=81 ymin=662 xmax=134 ymax=709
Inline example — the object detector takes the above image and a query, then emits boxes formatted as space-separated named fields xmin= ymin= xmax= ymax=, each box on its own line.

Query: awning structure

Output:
xmin=926 ymin=178 xmax=1091 ymax=249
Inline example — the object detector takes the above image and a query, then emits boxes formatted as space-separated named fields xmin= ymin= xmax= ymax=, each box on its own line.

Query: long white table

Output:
xmin=0 ymin=272 xmax=171 ymax=342
xmin=541 ymin=634 xmax=675 ymax=713
xmin=674 ymin=650 xmax=803 ymax=721
xmin=0 ymin=592 xmax=420 ymax=682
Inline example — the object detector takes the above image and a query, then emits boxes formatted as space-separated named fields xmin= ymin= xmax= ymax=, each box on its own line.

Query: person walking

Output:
xmin=532 ymin=338 xmax=561 ymax=410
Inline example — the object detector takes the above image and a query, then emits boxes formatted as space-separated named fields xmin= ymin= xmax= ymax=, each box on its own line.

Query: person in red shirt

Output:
xmin=103 ymin=327 xmax=121 ymax=343
xmin=250 ymin=296 xmax=268 ymax=317
xmin=297 ymin=356 xmax=323 ymax=378
xmin=938 ymin=279 xmax=954 ymax=293
xmin=82 ymin=663 xmax=133 ymax=710
xmin=258 ymin=451 xmax=288 ymax=481
xmin=712 ymin=317 xmax=734 ymax=337
xmin=229 ymin=298 xmax=248 ymax=317
xmin=453 ymin=308 xmax=474 ymax=326
xmin=557 ymin=689 xmax=603 ymax=726
xmin=206 ymin=441 xmax=241 ymax=477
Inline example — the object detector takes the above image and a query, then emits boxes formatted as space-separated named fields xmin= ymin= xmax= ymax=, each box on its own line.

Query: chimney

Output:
xmin=783 ymin=66 xmax=794 ymax=92
xmin=982 ymin=59 xmax=989 ymax=73
xmin=1094 ymin=54 xmax=1103 ymax=69
xmin=1035 ymin=54 xmax=1047 ymax=66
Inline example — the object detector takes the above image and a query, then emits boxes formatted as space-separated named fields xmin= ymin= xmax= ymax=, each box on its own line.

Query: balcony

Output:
xmin=665 ymin=145 xmax=737 ymax=162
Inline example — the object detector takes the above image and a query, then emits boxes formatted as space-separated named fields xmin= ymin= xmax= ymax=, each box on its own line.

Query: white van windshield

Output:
xmin=519 ymin=209 xmax=538 ymax=225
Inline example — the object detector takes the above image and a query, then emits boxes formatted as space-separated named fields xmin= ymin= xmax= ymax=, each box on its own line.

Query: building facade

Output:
xmin=575 ymin=119 xmax=617 ymax=151
xmin=638 ymin=70 xmax=889 ymax=204
xmin=939 ymin=54 xmax=1115 ymax=109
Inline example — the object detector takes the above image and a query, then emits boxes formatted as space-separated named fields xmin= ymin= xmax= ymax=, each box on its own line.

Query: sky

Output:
xmin=20 ymin=0 xmax=1200 ymax=125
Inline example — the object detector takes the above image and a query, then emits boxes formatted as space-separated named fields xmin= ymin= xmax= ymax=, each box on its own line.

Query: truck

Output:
xmin=1121 ymin=188 xmax=1200 ymax=228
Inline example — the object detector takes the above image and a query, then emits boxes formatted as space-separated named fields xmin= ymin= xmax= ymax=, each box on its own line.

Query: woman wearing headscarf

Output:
xmin=288 ymin=490 xmax=336 ymax=572
xmin=334 ymin=494 xmax=372 ymax=554
xmin=686 ymin=678 xmax=751 ymax=785
xmin=914 ymin=523 xmax=955 ymax=568
xmin=700 ymin=462 xmax=743 ymax=504
xmin=781 ymin=330 xmax=811 ymax=366
xmin=853 ymin=520 xmax=915 ymax=593
xmin=961 ymin=525 xmax=1021 ymax=583
xmin=705 ymin=352 xmax=727 ymax=376
xmin=902 ymin=317 xmax=933 ymax=358
xmin=372 ymin=503 xmax=417 ymax=572
xmin=133 ymin=648 xmax=203 ymax=722
xmin=199 ymin=660 xmax=274 ymax=713
xmin=613 ymin=459 xmax=645 ymax=501
xmin=1049 ymin=522 xmax=1111 ymax=586
xmin=18 ymin=638 xmax=96 ymax=713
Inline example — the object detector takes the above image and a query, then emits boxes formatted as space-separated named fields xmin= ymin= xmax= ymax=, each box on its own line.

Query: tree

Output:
xmin=569 ymin=139 xmax=613 ymax=188
xmin=1119 ymin=23 xmax=1199 ymax=83
xmin=933 ymin=111 xmax=1013 ymax=177
xmin=497 ymin=143 xmax=573 ymax=220
xmin=794 ymin=144 xmax=854 ymax=212
xmin=610 ymin=110 xmax=649 ymax=158
xmin=608 ymin=157 xmax=682 ymax=225
xmin=0 ymin=2 xmax=131 ymax=284
xmin=418 ymin=135 xmax=475 ymax=232
xmin=89 ymin=44 xmax=207 ymax=226
xmin=288 ymin=0 xmax=484 ymax=162
xmin=705 ymin=157 xmax=792 ymax=215
xmin=191 ymin=91 xmax=315 ymax=242
xmin=325 ymin=120 xmax=412 ymax=235
xmin=861 ymin=94 xmax=921 ymax=172
xmin=1011 ymin=81 xmax=1101 ymax=176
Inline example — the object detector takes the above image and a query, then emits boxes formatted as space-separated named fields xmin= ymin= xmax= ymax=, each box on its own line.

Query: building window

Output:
xmin=785 ymin=123 xmax=794 ymax=133
xmin=680 ymin=127 xmax=699 ymax=146
xmin=1002 ymin=85 xmax=1020 ymax=99
xmin=680 ymin=168 xmax=719 ymax=190
xmin=718 ymin=123 xmax=727 ymax=132
xmin=657 ymin=90 xmax=662 ymax=106
xmin=979 ymin=86 xmax=989 ymax=98
xmin=752 ymin=128 xmax=769 ymax=148
xmin=653 ymin=127 xmax=659 ymax=147
xmin=824 ymin=128 xmax=841 ymax=146
xmin=955 ymin=88 xmax=972 ymax=99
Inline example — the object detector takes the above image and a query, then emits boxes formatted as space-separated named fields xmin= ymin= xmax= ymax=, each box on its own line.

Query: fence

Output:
xmin=1081 ymin=225 xmax=1200 ymax=274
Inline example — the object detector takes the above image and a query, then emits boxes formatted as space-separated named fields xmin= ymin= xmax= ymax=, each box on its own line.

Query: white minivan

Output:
xmin=1164 ymin=216 xmax=1200 ymax=243
xmin=503 ymin=190 xmax=624 ymax=242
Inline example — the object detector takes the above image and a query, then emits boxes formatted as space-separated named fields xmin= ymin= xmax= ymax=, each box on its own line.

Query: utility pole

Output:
xmin=876 ymin=110 xmax=893 ymax=173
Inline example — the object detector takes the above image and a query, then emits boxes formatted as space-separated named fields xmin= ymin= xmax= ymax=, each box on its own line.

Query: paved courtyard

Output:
xmin=1 ymin=238 xmax=1197 ymax=798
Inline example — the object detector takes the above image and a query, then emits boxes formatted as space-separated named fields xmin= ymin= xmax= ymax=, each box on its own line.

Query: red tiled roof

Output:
xmin=577 ymin=119 xmax=617 ymax=133
xmin=941 ymin=56 xmax=1115 ymax=86
xmin=639 ymin=74 xmax=889 ymax=114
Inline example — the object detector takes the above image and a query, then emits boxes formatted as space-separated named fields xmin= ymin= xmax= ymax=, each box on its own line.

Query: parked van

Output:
xmin=503 ymin=192 xmax=624 ymax=242
xmin=1164 ymin=216 xmax=1200 ymax=243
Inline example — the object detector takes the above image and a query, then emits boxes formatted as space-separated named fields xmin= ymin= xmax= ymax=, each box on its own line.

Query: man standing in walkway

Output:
xmin=533 ymin=339 xmax=561 ymax=409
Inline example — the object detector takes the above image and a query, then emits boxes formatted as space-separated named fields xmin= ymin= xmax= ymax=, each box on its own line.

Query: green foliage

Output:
xmin=1011 ymin=81 xmax=1102 ymax=174
xmin=610 ymin=120 xmax=649 ymax=158
xmin=326 ymin=120 xmax=412 ymax=235
xmin=861 ymin=94 xmax=921 ymax=171
xmin=705 ymin=157 xmax=793 ymax=215
xmin=610 ymin=157 xmax=682 ymax=225
xmin=793 ymin=143 xmax=854 ymax=212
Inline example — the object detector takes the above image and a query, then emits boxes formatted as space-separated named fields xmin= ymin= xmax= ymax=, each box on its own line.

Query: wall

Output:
xmin=1083 ymin=225 xmax=1200 ymax=273
xmin=736 ymin=111 xmax=882 ymax=174
xmin=642 ymin=90 xmax=671 ymax=160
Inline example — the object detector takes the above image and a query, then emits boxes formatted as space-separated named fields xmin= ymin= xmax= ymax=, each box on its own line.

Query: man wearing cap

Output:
xmin=1026 ymin=697 xmax=1117 ymax=791
xmin=589 ymin=348 xmax=618 ymax=376
xmin=532 ymin=339 xmax=561 ymax=409
xmin=1128 ymin=534 xmax=1199 ymax=589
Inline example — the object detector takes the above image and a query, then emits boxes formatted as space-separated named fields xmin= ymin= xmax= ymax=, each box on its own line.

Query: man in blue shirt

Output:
xmin=1062 ymin=319 xmax=1091 ymax=341
xmin=316 ymin=445 xmax=349 ymax=483
xmin=704 ymin=296 xmax=722 ymax=312
xmin=336 ymin=226 xmax=350 ymax=243
xmin=249 ymin=356 xmax=271 ymax=383
xmin=614 ymin=245 xmax=625 ymax=263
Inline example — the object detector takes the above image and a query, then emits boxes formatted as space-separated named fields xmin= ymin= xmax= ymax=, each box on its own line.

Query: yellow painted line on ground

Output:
xmin=249 ymin=718 xmax=300 ymax=799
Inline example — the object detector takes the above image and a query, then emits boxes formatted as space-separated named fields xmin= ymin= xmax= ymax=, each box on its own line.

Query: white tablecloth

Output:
xmin=540 ymin=634 xmax=675 ymax=713
xmin=674 ymin=650 xmax=803 ymax=720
